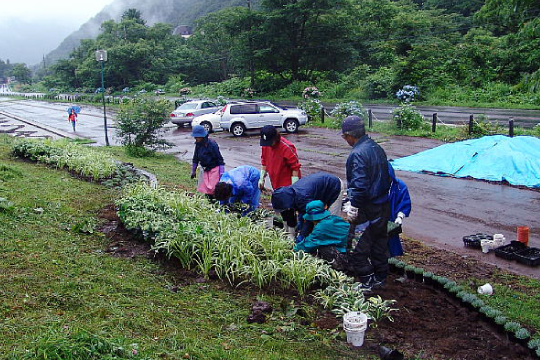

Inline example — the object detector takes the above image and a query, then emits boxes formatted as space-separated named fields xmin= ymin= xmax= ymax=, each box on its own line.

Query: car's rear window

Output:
xmin=178 ymin=103 xmax=198 ymax=110
xmin=230 ymin=104 xmax=258 ymax=114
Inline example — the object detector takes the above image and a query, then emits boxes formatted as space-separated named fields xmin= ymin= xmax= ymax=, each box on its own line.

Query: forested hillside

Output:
xmin=39 ymin=0 xmax=540 ymax=106
xmin=43 ymin=0 xmax=256 ymax=66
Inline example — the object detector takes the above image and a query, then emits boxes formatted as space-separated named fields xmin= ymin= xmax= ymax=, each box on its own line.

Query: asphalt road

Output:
xmin=2 ymin=97 xmax=539 ymax=278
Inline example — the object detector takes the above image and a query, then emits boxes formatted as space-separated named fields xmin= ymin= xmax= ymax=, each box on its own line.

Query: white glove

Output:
xmin=342 ymin=200 xmax=352 ymax=213
xmin=258 ymin=170 xmax=267 ymax=190
xmin=394 ymin=211 xmax=405 ymax=225
xmin=347 ymin=206 xmax=358 ymax=222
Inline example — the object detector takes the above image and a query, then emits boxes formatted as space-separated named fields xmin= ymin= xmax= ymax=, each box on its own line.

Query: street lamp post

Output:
xmin=95 ymin=50 xmax=110 ymax=146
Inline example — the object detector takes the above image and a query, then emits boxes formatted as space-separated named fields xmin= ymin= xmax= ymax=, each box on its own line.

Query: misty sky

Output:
xmin=0 ymin=0 xmax=113 ymax=65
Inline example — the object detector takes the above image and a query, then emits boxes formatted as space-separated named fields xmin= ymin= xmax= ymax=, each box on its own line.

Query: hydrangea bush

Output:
xmin=393 ymin=103 xmax=424 ymax=130
xmin=396 ymin=85 xmax=419 ymax=102
xmin=302 ymin=86 xmax=321 ymax=99
xmin=330 ymin=100 xmax=368 ymax=127
xmin=298 ymin=98 xmax=323 ymax=120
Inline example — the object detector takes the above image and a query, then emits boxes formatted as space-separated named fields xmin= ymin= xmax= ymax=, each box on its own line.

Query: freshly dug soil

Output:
xmin=97 ymin=206 xmax=535 ymax=360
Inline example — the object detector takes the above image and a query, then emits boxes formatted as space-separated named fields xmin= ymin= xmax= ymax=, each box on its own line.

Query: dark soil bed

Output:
xmin=97 ymin=205 xmax=535 ymax=360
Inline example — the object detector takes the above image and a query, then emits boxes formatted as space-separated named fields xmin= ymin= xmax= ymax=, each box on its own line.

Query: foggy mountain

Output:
xmin=42 ymin=0 xmax=254 ymax=68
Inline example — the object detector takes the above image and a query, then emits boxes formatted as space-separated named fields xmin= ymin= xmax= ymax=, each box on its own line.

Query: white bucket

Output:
xmin=343 ymin=312 xmax=368 ymax=347
xmin=480 ymin=240 xmax=492 ymax=253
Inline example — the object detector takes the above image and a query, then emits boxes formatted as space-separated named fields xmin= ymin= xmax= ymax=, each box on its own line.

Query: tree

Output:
xmin=10 ymin=64 xmax=31 ymax=84
xmin=254 ymin=0 xmax=355 ymax=81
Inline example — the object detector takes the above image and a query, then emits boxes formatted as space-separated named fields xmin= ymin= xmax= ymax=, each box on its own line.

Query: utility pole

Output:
xmin=247 ymin=0 xmax=255 ymax=89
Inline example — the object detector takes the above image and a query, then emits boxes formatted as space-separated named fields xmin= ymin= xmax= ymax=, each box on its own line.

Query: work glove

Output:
xmin=291 ymin=176 xmax=299 ymax=184
xmin=347 ymin=205 xmax=359 ymax=222
xmin=342 ymin=200 xmax=352 ymax=213
xmin=258 ymin=169 xmax=267 ymax=190
xmin=219 ymin=165 xmax=225 ymax=177
xmin=190 ymin=163 xmax=197 ymax=179
xmin=394 ymin=211 xmax=405 ymax=225
xmin=294 ymin=235 xmax=304 ymax=244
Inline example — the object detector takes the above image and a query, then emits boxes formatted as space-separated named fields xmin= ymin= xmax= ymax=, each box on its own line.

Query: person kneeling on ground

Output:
xmin=271 ymin=172 xmax=342 ymax=239
xmin=294 ymin=200 xmax=349 ymax=270
xmin=213 ymin=165 xmax=261 ymax=215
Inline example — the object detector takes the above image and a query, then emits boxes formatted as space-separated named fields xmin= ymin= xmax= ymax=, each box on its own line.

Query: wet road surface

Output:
xmin=2 ymin=97 xmax=539 ymax=278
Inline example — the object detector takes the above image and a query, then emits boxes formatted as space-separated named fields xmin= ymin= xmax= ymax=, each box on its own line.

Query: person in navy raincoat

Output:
xmin=271 ymin=172 xmax=341 ymax=238
xmin=387 ymin=163 xmax=412 ymax=257
xmin=213 ymin=165 xmax=261 ymax=214
xmin=191 ymin=125 xmax=225 ymax=197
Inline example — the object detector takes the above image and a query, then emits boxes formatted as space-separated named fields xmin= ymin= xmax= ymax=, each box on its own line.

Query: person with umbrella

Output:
xmin=67 ymin=106 xmax=80 ymax=132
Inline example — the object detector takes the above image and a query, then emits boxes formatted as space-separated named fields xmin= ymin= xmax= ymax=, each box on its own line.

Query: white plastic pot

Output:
xmin=477 ymin=283 xmax=493 ymax=295
xmin=343 ymin=312 xmax=368 ymax=347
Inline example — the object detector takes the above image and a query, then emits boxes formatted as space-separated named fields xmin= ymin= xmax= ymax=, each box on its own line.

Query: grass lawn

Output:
xmin=0 ymin=135 xmax=360 ymax=359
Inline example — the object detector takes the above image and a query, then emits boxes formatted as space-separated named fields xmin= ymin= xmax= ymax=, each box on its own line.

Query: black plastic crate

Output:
xmin=514 ymin=247 xmax=540 ymax=267
xmin=463 ymin=233 xmax=493 ymax=249
xmin=493 ymin=241 xmax=527 ymax=261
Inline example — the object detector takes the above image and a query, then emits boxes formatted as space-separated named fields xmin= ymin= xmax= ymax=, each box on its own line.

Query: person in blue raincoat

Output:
xmin=213 ymin=165 xmax=261 ymax=214
xmin=271 ymin=172 xmax=342 ymax=238
xmin=294 ymin=200 xmax=349 ymax=268
xmin=387 ymin=163 xmax=412 ymax=257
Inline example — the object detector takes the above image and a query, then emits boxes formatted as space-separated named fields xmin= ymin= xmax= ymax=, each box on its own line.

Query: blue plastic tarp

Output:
xmin=391 ymin=135 xmax=540 ymax=188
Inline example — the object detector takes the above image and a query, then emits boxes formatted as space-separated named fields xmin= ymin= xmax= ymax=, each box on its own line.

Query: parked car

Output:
xmin=154 ymin=89 xmax=166 ymax=95
xmin=192 ymin=112 xmax=223 ymax=133
xmin=219 ymin=101 xmax=308 ymax=137
xmin=170 ymin=100 xmax=220 ymax=126
xmin=122 ymin=87 xmax=131 ymax=93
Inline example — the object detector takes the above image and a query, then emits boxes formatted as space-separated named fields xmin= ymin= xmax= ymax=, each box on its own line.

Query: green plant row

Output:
xmin=10 ymin=138 xmax=135 ymax=184
xmin=117 ymin=182 xmax=399 ymax=325
xmin=117 ymin=182 xmax=346 ymax=296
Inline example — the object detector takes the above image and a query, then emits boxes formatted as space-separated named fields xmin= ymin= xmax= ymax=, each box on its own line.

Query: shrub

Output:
xmin=302 ymin=86 xmax=321 ymax=99
xmin=423 ymin=271 xmax=434 ymax=279
xmin=298 ymin=98 xmax=323 ymax=120
xmin=449 ymin=285 xmax=463 ymax=294
xmin=396 ymin=85 xmax=419 ymax=102
xmin=437 ymin=276 xmax=449 ymax=285
xmin=404 ymin=265 xmax=416 ymax=272
xmin=393 ymin=104 xmax=424 ymax=130
xmin=330 ymin=100 xmax=368 ymax=127
xmin=116 ymin=99 xmax=172 ymax=154
xmin=365 ymin=66 xmax=396 ymax=99
xmin=443 ymin=281 xmax=457 ymax=290
xmin=461 ymin=113 xmax=502 ymax=138
xmin=471 ymin=299 xmax=485 ymax=309
xmin=414 ymin=267 xmax=424 ymax=275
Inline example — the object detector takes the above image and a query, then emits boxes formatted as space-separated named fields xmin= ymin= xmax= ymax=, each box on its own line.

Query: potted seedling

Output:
xmin=404 ymin=265 xmax=416 ymax=279
xmin=471 ymin=298 xmax=485 ymax=312
xmin=483 ymin=307 xmax=502 ymax=325
xmin=431 ymin=275 xmax=441 ymax=290
xmin=460 ymin=293 xmax=477 ymax=310
xmin=528 ymin=338 xmax=540 ymax=358
xmin=394 ymin=260 xmax=406 ymax=276
xmin=387 ymin=257 xmax=398 ymax=273
xmin=413 ymin=267 xmax=424 ymax=282
xmin=448 ymin=284 xmax=463 ymax=300
xmin=504 ymin=321 xmax=521 ymax=342
xmin=443 ymin=280 xmax=457 ymax=296
xmin=494 ymin=315 xmax=508 ymax=334
xmin=437 ymin=276 xmax=450 ymax=291
xmin=423 ymin=271 xmax=434 ymax=286
xmin=514 ymin=327 xmax=531 ymax=347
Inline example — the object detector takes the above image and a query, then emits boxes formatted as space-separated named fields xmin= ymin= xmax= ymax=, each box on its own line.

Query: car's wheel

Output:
xmin=284 ymin=119 xmax=299 ymax=133
xmin=231 ymin=123 xmax=246 ymax=137
xmin=201 ymin=121 xmax=213 ymax=133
